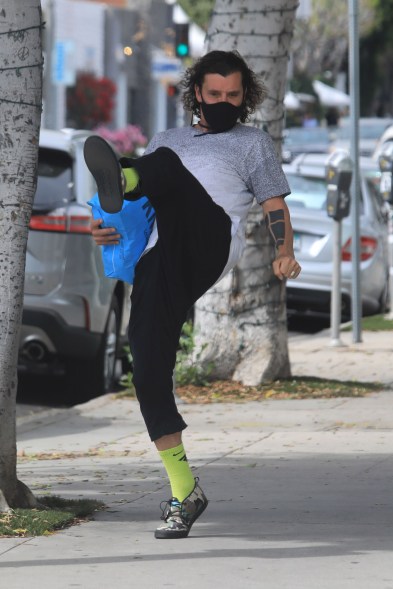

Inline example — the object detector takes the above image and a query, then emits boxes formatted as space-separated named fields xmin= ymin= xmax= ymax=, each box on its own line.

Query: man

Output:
xmin=84 ymin=50 xmax=301 ymax=540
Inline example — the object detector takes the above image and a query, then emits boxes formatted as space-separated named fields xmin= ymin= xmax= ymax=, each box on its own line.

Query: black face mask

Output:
xmin=199 ymin=99 xmax=242 ymax=133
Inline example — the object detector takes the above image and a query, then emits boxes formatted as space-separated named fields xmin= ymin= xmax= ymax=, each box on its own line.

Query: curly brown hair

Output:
xmin=181 ymin=50 xmax=267 ymax=123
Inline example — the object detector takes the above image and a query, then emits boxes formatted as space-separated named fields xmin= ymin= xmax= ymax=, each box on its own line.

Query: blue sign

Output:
xmin=152 ymin=62 xmax=180 ymax=74
xmin=52 ymin=40 xmax=76 ymax=86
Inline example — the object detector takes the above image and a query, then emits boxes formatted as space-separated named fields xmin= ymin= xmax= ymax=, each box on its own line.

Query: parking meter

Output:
xmin=325 ymin=151 xmax=353 ymax=346
xmin=325 ymin=151 xmax=353 ymax=221
xmin=378 ymin=142 xmax=393 ymax=204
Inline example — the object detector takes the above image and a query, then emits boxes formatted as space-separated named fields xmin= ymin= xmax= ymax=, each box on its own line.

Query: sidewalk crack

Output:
xmin=201 ymin=432 xmax=274 ymax=466
xmin=0 ymin=537 xmax=32 ymax=558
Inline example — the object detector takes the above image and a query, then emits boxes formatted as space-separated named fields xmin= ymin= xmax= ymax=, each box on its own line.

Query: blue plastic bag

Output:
xmin=88 ymin=193 xmax=155 ymax=284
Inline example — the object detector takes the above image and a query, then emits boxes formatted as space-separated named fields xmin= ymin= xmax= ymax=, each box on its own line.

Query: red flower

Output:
xmin=67 ymin=72 xmax=117 ymax=130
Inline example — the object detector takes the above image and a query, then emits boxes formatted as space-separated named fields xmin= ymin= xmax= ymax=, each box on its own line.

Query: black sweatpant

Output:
xmin=125 ymin=147 xmax=231 ymax=441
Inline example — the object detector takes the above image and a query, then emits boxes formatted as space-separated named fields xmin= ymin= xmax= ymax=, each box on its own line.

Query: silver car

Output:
xmin=284 ymin=153 xmax=390 ymax=319
xmin=282 ymin=126 xmax=333 ymax=163
xmin=19 ymin=129 xmax=131 ymax=402
xmin=330 ymin=117 xmax=393 ymax=157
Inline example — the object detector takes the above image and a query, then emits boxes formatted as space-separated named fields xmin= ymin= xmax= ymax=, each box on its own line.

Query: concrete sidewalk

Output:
xmin=1 ymin=329 xmax=393 ymax=588
xmin=289 ymin=327 xmax=393 ymax=385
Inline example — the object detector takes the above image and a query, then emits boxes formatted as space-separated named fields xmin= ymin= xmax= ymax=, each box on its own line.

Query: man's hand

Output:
xmin=91 ymin=218 xmax=120 ymax=245
xmin=272 ymin=253 xmax=301 ymax=281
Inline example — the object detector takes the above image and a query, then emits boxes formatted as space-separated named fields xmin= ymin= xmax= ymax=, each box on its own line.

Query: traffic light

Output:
xmin=167 ymin=84 xmax=179 ymax=98
xmin=175 ymin=23 xmax=189 ymax=58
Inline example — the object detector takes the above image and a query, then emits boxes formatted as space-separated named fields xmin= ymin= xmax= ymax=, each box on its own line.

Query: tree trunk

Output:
xmin=194 ymin=0 xmax=298 ymax=385
xmin=0 ymin=0 xmax=43 ymax=511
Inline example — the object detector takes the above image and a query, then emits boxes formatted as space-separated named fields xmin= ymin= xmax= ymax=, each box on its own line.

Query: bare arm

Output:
xmin=261 ymin=196 xmax=301 ymax=281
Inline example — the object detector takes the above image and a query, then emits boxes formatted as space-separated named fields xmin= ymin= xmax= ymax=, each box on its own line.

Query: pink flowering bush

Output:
xmin=94 ymin=125 xmax=148 ymax=157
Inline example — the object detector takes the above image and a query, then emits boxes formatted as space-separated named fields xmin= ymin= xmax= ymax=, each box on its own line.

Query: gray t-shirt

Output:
xmin=143 ymin=123 xmax=290 ymax=278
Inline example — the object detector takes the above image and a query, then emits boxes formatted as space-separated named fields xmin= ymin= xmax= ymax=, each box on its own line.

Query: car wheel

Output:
xmin=65 ymin=297 xmax=120 ymax=403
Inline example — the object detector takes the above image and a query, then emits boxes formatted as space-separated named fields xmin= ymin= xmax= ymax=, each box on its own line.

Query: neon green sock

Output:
xmin=122 ymin=167 xmax=139 ymax=193
xmin=159 ymin=443 xmax=195 ymax=502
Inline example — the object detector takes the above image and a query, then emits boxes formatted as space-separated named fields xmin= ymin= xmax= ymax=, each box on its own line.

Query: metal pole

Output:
xmin=116 ymin=69 xmax=128 ymax=129
xmin=330 ymin=219 xmax=345 ymax=346
xmin=43 ymin=0 xmax=58 ymax=130
xmin=348 ymin=0 xmax=362 ymax=342
xmin=388 ymin=211 xmax=393 ymax=320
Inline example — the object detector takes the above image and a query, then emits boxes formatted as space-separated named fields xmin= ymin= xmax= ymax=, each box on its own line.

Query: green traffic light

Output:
xmin=177 ymin=43 xmax=188 ymax=57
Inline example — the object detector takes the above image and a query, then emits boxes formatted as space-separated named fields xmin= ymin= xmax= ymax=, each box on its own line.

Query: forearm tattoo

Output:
xmin=265 ymin=209 xmax=285 ymax=249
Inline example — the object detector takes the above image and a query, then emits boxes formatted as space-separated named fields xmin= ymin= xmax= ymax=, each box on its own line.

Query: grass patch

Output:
xmin=342 ymin=314 xmax=393 ymax=332
xmin=174 ymin=377 xmax=385 ymax=404
xmin=0 ymin=496 xmax=105 ymax=538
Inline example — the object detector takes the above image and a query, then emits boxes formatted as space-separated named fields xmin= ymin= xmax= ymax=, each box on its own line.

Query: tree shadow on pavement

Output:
xmin=12 ymin=452 xmax=393 ymax=563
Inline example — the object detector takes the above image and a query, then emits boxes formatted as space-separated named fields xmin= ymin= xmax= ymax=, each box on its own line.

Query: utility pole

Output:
xmin=348 ymin=0 xmax=362 ymax=342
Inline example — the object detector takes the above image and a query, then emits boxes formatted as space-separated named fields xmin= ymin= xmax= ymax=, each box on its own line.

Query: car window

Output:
xmin=336 ymin=122 xmax=391 ymax=141
xmin=286 ymin=172 xmax=367 ymax=213
xmin=33 ymin=148 xmax=74 ymax=212
xmin=284 ymin=128 xmax=330 ymax=145
xmin=285 ymin=174 xmax=327 ymax=210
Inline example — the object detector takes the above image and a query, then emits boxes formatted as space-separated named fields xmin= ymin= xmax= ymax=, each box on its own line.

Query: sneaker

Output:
xmin=83 ymin=135 xmax=126 ymax=214
xmin=155 ymin=479 xmax=208 ymax=539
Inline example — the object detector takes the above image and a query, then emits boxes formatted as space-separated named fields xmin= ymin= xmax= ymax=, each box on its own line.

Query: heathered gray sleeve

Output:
xmin=244 ymin=132 xmax=290 ymax=203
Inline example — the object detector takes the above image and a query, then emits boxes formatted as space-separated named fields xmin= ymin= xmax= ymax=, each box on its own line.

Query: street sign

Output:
xmin=151 ymin=53 xmax=182 ymax=83
xmin=51 ymin=40 xmax=76 ymax=86
xmin=152 ymin=62 xmax=180 ymax=74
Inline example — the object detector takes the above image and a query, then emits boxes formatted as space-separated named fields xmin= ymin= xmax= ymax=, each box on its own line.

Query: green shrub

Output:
xmin=119 ymin=321 xmax=215 ymax=393
xmin=175 ymin=321 xmax=214 ymax=386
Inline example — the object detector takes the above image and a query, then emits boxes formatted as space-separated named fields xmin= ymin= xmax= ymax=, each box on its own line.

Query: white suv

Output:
xmin=19 ymin=129 xmax=131 ymax=402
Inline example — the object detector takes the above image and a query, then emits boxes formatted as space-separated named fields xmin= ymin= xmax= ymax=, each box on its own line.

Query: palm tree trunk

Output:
xmin=0 ymin=0 xmax=43 ymax=510
xmin=194 ymin=0 xmax=298 ymax=385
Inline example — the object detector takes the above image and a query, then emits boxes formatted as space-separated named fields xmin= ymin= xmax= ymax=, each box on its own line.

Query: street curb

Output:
xmin=16 ymin=392 xmax=117 ymax=431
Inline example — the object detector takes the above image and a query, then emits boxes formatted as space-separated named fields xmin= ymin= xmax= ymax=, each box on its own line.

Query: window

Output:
xmin=284 ymin=127 xmax=330 ymax=146
xmin=285 ymin=174 xmax=327 ymax=210
xmin=33 ymin=148 xmax=74 ymax=212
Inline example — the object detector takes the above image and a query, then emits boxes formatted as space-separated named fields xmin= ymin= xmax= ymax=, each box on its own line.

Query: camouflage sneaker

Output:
xmin=155 ymin=479 xmax=208 ymax=539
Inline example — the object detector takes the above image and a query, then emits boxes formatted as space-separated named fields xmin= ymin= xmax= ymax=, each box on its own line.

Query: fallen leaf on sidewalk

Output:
xmin=175 ymin=377 xmax=386 ymax=404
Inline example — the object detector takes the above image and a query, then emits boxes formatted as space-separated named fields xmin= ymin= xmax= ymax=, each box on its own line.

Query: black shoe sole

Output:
xmin=84 ymin=136 xmax=124 ymax=214
xmin=154 ymin=499 xmax=208 ymax=539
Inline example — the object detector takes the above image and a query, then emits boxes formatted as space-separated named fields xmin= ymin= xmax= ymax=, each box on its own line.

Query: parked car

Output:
xmin=373 ymin=123 xmax=393 ymax=160
xmin=19 ymin=129 xmax=131 ymax=402
xmin=330 ymin=117 xmax=393 ymax=157
xmin=282 ymin=126 xmax=333 ymax=163
xmin=283 ymin=153 xmax=390 ymax=319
